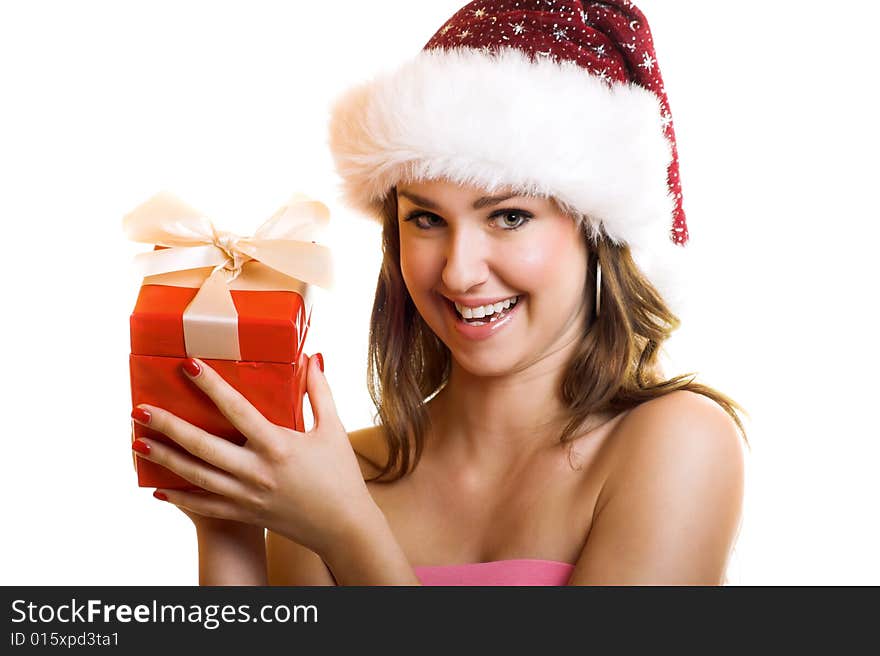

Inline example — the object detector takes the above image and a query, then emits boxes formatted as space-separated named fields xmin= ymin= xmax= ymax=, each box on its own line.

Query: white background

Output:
xmin=1 ymin=0 xmax=877 ymax=585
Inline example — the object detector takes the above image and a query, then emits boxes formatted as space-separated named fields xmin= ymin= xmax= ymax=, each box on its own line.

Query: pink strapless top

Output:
xmin=414 ymin=558 xmax=575 ymax=586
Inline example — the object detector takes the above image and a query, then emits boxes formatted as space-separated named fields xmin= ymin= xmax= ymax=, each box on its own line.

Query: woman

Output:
xmin=131 ymin=0 xmax=747 ymax=585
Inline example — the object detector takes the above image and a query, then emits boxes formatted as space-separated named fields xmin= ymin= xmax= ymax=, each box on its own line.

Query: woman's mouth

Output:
xmin=442 ymin=294 xmax=524 ymax=341
xmin=453 ymin=295 xmax=520 ymax=325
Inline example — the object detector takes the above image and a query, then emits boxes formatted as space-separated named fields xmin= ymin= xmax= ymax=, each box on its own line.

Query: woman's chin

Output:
xmin=448 ymin=351 xmax=522 ymax=379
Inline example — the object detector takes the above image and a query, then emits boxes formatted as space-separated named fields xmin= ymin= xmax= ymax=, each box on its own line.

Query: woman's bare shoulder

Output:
xmin=606 ymin=390 xmax=744 ymax=476
xmin=569 ymin=391 xmax=745 ymax=584
xmin=348 ymin=425 xmax=389 ymax=480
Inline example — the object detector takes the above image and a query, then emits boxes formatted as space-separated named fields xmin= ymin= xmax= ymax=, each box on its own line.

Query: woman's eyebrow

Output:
xmin=398 ymin=190 xmax=519 ymax=210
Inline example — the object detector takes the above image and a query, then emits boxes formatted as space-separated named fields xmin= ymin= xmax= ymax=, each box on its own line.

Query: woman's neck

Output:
xmin=426 ymin=353 xmax=574 ymax=479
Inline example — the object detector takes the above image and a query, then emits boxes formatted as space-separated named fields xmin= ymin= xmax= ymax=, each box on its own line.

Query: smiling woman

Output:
xmin=318 ymin=0 xmax=748 ymax=585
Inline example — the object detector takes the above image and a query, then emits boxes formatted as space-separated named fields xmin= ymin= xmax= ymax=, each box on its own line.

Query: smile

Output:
xmin=453 ymin=295 xmax=519 ymax=324
xmin=442 ymin=294 xmax=524 ymax=341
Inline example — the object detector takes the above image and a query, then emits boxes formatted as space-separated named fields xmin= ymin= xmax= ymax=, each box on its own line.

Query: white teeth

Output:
xmin=454 ymin=303 xmax=473 ymax=319
xmin=453 ymin=295 xmax=520 ymax=320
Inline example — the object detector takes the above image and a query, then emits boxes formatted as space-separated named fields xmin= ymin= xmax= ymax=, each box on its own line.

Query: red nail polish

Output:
xmin=182 ymin=358 xmax=201 ymax=377
xmin=315 ymin=353 xmax=324 ymax=372
xmin=153 ymin=490 xmax=168 ymax=501
xmin=132 ymin=439 xmax=151 ymax=455
xmin=131 ymin=407 xmax=151 ymax=424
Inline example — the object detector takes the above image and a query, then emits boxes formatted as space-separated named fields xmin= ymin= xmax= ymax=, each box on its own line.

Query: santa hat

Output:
xmin=328 ymin=0 xmax=690 ymax=309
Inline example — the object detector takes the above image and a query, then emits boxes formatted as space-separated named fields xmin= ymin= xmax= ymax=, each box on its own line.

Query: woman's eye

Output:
xmin=492 ymin=211 xmax=532 ymax=230
xmin=403 ymin=212 xmax=445 ymax=229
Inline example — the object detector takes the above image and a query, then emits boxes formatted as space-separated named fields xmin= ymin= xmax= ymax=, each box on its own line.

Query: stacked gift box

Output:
xmin=125 ymin=192 xmax=332 ymax=489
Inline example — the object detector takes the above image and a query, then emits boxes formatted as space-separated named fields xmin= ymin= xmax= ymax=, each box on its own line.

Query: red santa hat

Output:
xmin=328 ymin=0 xmax=690 ymax=308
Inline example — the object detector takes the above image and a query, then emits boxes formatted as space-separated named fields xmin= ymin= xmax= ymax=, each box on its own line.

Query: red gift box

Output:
xmin=124 ymin=191 xmax=332 ymax=489
xmin=129 ymin=281 xmax=311 ymax=489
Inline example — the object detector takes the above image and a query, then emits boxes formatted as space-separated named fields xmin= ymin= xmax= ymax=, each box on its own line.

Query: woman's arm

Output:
xmin=163 ymin=498 xmax=268 ymax=585
xmin=568 ymin=391 xmax=745 ymax=585
xmin=320 ymin=503 xmax=421 ymax=586
xmin=266 ymin=511 xmax=419 ymax=586
xmin=266 ymin=530 xmax=336 ymax=585
xmin=193 ymin=518 xmax=268 ymax=586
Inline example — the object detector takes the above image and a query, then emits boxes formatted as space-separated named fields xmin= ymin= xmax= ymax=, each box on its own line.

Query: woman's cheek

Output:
xmin=400 ymin=239 xmax=441 ymax=291
xmin=525 ymin=219 xmax=587 ymax=273
xmin=510 ymin=240 xmax=558 ymax=286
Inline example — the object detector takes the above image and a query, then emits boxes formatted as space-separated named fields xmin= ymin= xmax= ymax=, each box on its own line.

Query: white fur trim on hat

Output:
xmin=328 ymin=46 xmax=687 ymax=310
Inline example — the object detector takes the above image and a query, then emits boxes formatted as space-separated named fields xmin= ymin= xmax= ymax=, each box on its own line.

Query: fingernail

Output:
xmin=153 ymin=490 xmax=168 ymax=501
xmin=315 ymin=353 xmax=324 ymax=373
xmin=182 ymin=358 xmax=201 ymax=378
xmin=132 ymin=439 xmax=151 ymax=455
xmin=131 ymin=407 xmax=151 ymax=424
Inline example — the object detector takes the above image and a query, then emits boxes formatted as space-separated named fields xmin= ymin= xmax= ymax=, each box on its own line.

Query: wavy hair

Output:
xmin=365 ymin=190 xmax=749 ymax=482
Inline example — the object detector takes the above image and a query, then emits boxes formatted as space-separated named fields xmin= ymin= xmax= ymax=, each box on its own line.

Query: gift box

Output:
xmin=125 ymin=192 xmax=332 ymax=489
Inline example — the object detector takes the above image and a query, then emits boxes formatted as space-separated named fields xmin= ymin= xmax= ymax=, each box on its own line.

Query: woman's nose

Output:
xmin=441 ymin=227 xmax=490 ymax=293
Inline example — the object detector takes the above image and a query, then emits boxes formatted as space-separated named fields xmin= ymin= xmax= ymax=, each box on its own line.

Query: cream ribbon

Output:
xmin=124 ymin=191 xmax=333 ymax=360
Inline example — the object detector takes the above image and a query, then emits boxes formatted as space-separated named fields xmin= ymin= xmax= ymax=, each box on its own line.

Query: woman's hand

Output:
xmin=130 ymin=354 xmax=377 ymax=560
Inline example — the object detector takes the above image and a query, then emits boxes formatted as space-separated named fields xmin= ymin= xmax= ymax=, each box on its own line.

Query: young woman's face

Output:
xmin=398 ymin=178 xmax=590 ymax=376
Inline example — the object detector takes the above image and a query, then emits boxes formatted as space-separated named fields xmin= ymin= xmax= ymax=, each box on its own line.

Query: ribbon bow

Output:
xmin=124 ymin=191 xmax=333 ymax=360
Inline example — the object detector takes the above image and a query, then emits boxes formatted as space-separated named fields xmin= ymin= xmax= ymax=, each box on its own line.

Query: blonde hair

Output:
xmin=365 ymin=190 xmax=748 ymax=482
